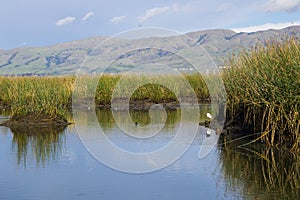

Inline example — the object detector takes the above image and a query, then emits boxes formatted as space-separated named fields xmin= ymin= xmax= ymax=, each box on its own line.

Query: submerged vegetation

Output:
xmin=0 ymin=38 xmax=299 ymax=150
xmin=223 ymin=38 xmax=300 ymax=150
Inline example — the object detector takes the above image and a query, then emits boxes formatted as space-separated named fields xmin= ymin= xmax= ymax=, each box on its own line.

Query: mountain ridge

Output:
xmin=0 ymin=26 xmax=299 ymax=76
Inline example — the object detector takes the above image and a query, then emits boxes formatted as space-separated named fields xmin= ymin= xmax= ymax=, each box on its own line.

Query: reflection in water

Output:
xmin=96 ymin=109 xmax=181 ymax=130
xmin=11 ymin=126 xmax=66 ymax=168
xmin=218 ymin=136 xmax=300 ymax=199
xmin=96 ymin=104 xmax=212 ymax=131
xmin=1 ymin=107 xmax=300 ymax=199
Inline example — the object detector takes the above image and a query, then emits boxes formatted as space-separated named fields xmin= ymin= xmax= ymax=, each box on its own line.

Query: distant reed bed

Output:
xmin=0 ymin=74 xmax=209 ymax=118
xmin=94 ymin=73 xmax=209 ymax=105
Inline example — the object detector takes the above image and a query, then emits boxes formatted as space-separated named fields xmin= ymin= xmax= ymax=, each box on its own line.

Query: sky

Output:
xmin=1 ymin=0 xmax=300 ymax=49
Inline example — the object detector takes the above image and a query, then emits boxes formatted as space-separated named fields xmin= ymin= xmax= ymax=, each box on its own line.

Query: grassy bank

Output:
xmin=223 ymin=38 xmax=300 ymax=150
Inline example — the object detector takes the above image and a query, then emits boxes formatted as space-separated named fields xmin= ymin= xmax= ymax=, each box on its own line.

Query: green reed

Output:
xmin=223 ymin=38 xmax=300 ymax=150
xmin=0 ymin=74 xmax=209 ymax=119
xmin=94 ymin=73 xmax=209 ymax=105
xmin=0 ymin=76 xmax=73 ymax=118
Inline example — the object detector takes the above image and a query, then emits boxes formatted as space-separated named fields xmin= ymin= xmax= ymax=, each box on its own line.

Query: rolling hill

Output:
xmin=0 ymin=26 xmax=299 ymax=76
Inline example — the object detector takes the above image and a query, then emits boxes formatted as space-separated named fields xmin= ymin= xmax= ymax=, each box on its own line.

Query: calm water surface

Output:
xmin=0 ymin=108 xmax=299 ymax=200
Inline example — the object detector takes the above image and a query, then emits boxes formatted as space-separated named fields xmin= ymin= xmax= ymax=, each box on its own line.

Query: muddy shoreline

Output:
xmin=0 ymin=113 xmax=70 ymax=128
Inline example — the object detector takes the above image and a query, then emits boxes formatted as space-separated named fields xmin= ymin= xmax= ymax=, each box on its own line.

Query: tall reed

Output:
xmin=0 ymin=76 xmax=73 ymax=118
xmin=223 ymin=38 xmax=300 ymax=150
xmin=0 ymin=74 xmax=209 ymax=119
xmin=95 ymin=73 xmax=209 ymax=105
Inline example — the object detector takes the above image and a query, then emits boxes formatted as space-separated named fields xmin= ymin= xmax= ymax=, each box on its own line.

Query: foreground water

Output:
xmin=0 ymin=108 xmax=299 ymax=200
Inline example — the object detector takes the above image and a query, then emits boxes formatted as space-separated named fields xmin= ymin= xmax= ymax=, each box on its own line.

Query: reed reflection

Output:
xmin=96 ymin=104 xmax=211 ymax=131
xmin=218 ymin=136 xmax=300 ymax=199
xmin=96 ymin=109 xmax=180 ymax=131
xmin=11 ymin=126 xmax=66 ymax=168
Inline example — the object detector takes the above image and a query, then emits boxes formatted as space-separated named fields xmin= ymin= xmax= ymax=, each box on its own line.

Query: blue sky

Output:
xmin=1 ymin=0 xmax=300 ymax=49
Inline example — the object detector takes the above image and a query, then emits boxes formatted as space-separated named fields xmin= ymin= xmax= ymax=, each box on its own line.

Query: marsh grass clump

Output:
xmin=95 ymin=74 xmax=121 ymax=105
xmin=0 ymin=76 xmax=73 ymax=125
xmin=223 ymin=38 xmax=300 ymax=150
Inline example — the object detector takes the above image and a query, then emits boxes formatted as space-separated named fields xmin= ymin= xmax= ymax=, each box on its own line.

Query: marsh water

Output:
xmin=0 ymin=106 xmax=300 ymax=200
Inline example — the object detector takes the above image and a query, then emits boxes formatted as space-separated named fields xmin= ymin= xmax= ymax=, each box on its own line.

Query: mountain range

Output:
xmin=0 ymin=26 xmax=299 ymax=76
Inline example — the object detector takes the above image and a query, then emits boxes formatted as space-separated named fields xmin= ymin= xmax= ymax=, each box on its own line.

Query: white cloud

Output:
xmin=264 ymin=0 xmax=300 ymax=12
xmin=56 ymin=16 xmax=76 ymax=26
xmin=231 ymin=21 xmax=300 ymax=33
xmin=138 ymin=6 xmax=170 ymax=23
xmin=82 ymin=11 xmax=95 ymax=21
xmin=110 ymin=16 xmax=126 ymax=24
xmin=138 ymin=3 xmax=189 ymax=23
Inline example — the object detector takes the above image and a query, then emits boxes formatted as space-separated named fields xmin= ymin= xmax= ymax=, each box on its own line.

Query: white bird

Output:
xmin=206 ymin=112 xmax=212 ymax=119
